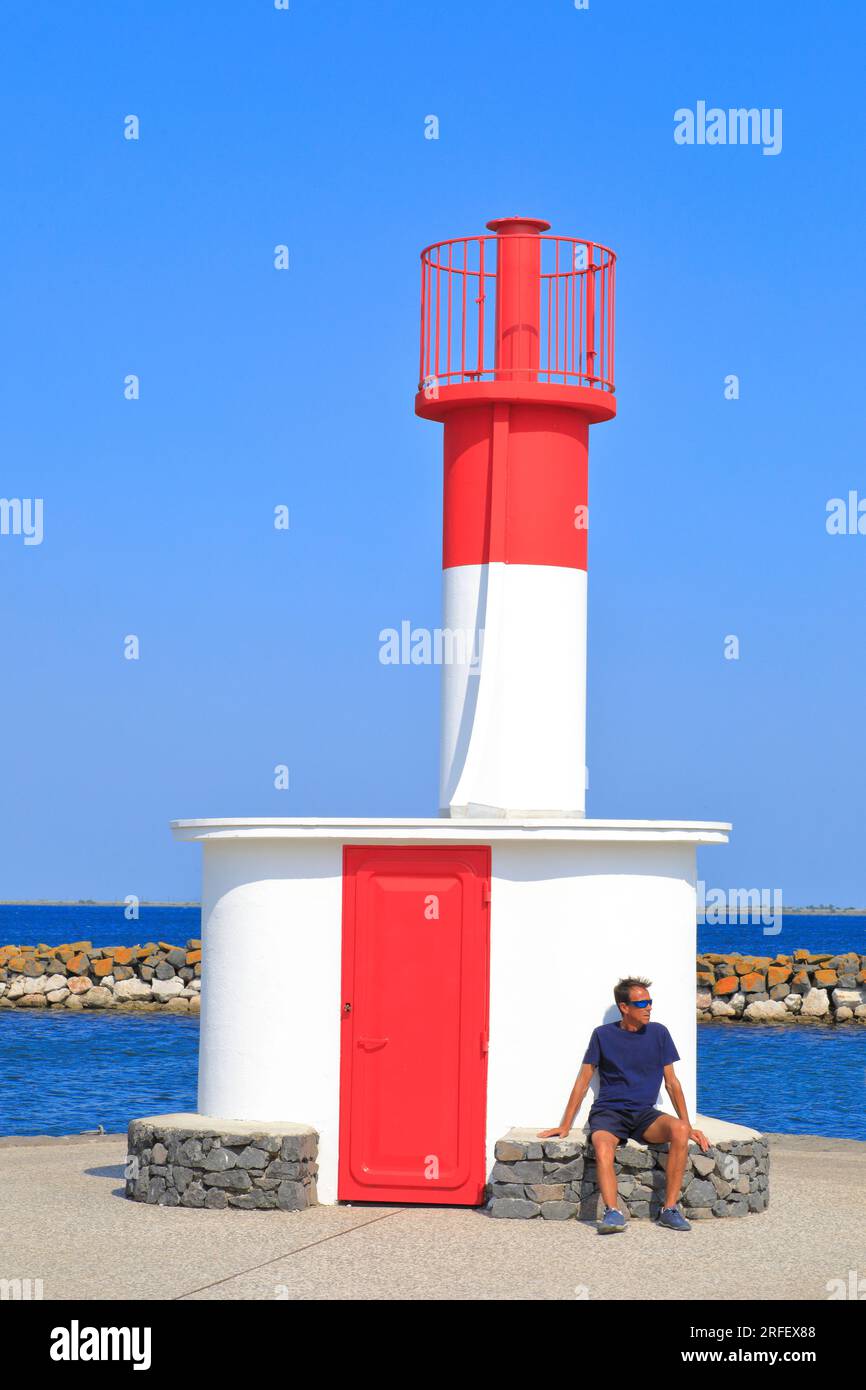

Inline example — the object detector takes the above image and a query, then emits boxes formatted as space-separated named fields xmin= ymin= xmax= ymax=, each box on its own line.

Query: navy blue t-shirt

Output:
xmin=582 ymin=1021 xmax=680 ymax=1109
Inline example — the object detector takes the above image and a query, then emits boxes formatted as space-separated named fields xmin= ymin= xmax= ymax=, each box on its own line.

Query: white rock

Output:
xmin=855 ymin=1004 xmax=866 ymax=1018
xmin=100 ymin=974 xmax=115 ymax=989
xmin=188 ymin=978 xmax=201 ymax=992
xmin=831 ymin=987 xmax=865 ymax=1008
xmin=6 ymin=981 xmax=25 ymax=1000
xmin=22 ymin=976 xmax=47 ymax=994
xmin=113 ymin=978 xmax=153 ymax=1000
xmin=836 ymin=1007 xmax=854 ymax=1022
xmin=46 ymin=988 xmax=70 ymax=1003
xmin=696 ymin=991 xmax=712 ymax=1010
xmin=44 ymin=974 xmax=68 ymax=992
xmin=0 ymin=983 xmax=5 ymax=997
xmin=151 ymin=976 xmax=185 ymax=1000
xmin=81 ymin=986 xmax=113 ymax=1008
xmin=801 ymin=987 xmax=830 ymax=1017
xmin=711 ymin=999 xmax=737 ymax=1016
xmin=784 ymin=993 xmax=803 ymax=1013
xmin=744 ymin=999 xmax=789 ymax=1021
xmin=730 ymin=992 xmax=746 ymax=1013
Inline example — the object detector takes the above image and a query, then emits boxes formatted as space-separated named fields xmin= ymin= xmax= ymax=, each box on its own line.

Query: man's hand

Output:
xmin=690 ymin=1127 xmax=710 ymax=1152
xmin=537 ymin=1126 xmax=570 ymax=1139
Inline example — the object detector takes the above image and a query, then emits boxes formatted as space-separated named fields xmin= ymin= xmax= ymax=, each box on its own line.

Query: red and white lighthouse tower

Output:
xmin=416 ymin=216 xmax=616 ymax=817
xmin=168 ymin=213 xmax=735 ymax=1212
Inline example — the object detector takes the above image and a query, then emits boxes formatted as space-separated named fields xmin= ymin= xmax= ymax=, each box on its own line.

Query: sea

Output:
xmin=1 ymin=906 xmax=864 ymax=1141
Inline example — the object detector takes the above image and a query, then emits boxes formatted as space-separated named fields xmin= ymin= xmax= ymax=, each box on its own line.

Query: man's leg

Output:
xmin=636 ymin=1113 xmax=691 ymax=1208
xmin=590 ymin=1130 xmax=622 ymax=1211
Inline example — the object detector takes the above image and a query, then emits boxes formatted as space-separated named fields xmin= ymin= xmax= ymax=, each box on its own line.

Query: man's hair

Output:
xmin=614 ymin=976 xmax=652 ymax=1009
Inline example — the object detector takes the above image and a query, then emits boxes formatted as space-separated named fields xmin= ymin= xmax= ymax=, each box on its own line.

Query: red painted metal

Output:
xmin=442 ymin=402 xmax=589 ymax=569
xmin=416 ymin=215 xmax=617 ymax=571
xmin=338 ymin=846 xmax=491 ymax=1205
xmin=417 ymin=220 xmax=616 ymax=397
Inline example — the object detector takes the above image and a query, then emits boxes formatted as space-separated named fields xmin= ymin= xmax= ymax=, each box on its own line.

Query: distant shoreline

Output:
xmin=1 ymin=902 xmax=865 ymax=915
xmin=0 ymin=901 xmax=201 ymax=908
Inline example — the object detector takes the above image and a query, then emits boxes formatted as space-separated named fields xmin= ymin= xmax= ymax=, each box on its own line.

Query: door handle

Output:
xmin=357 ymin=1037 xmax=389 ymax=1049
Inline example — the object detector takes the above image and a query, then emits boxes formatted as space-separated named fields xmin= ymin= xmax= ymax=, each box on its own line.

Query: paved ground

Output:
xmin=1 ymin=1130 xmax=863 ymax=1300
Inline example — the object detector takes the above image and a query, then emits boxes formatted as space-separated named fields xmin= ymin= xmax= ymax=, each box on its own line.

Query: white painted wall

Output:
xmin=441 ymin=564 xmax=587 ymax=817
xmin=190 ymin=827 xmax=702 ymax=1205
xmin=486 ymin=839 xmax=698 ymax=1172
xmin=198 ymin=839 xmax=344 ymax=1202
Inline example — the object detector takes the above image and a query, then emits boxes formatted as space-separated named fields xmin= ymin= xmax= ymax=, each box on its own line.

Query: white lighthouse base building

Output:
xmin=156 ymin=816 xmax=742 ymax=1209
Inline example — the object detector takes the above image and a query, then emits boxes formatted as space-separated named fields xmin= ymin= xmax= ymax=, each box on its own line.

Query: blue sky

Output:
xmin=1 ymin=0 xmax=864 ymax=902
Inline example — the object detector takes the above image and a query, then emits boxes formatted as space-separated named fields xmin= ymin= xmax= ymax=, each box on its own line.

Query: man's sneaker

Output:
xmin=598 ymin=1206 xmax=626 ymax=1233
xmin=656 ymin=1204 xmax=692 ymax=1231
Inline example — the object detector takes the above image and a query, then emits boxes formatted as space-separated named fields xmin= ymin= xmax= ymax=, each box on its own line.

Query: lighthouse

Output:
xmin=416 ymin=216 xmax=615 ymax=817
xmin=147 ymin=213 xmax=745 ymax=1215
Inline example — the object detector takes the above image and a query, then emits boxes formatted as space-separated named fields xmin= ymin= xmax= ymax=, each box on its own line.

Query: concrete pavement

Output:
xmin=0 ymin=1130 xmax=863 ymax=1300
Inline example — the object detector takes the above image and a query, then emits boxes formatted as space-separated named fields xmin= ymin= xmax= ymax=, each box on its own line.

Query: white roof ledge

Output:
xmin=170 ymin=816 xmax=730 ymax=846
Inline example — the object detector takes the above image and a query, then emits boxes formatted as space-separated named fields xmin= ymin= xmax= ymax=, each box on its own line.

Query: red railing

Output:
xmin=419 ymin=234 xmax=615 ymax=395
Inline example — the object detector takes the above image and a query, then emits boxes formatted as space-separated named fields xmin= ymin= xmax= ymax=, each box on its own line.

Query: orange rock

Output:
xmin=66 ymin=953 xmax=89 ymax=975
xmin=185 ymin=949 xmax=202 ymax=965
xmin=93 ymin=957 xmax=114 ymax=977
xmin=113 ymin=947 xmax=135 ymax=966
xmin=793 ymin=950 xmax=811 ymax=962
xmin=157 ymin=942 xmax=175 ymax=952
xmin=739 ymin=971 xmax=766 ymax=993
xmin=767 ymin=966 xmax=791 ymax=987
xmin=696 ymin=970 xmax=714 ymax=988
xmin=792 ymin=969 xmax=810 ymax=987
xmin=714 ymin=976 xmax=739 ymax=996
xmin=814 ymin=968 xmax=838 ymax=986
xmin=6 ymin=954 xmax=27 ymax=973
xmin=857 ymin=970 xmax=866 ymax=986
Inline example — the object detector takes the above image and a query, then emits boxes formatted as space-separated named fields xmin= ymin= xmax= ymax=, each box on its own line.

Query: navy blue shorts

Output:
xmin=587 ymin=1102 xmax=665 ymax=1145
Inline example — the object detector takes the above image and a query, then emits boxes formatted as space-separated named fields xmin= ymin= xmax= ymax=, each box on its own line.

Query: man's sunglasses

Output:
xmin=628 ymin=999 xmax=653 ymax=1008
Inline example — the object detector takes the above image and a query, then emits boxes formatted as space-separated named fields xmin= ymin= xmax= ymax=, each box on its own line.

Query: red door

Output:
xmin=339 ymin=845 xmax=491 ymax=1204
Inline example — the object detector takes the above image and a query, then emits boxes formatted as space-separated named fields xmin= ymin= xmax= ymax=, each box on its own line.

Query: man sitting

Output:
xmin=539 ymin=975 xmax=710 ymax=1231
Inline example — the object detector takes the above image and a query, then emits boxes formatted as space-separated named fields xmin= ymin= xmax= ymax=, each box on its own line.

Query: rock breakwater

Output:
xmin=696 ymin=950 xmax=866 ymax=1024
xmin=0 ymin=940 xmax=202 ymax=1013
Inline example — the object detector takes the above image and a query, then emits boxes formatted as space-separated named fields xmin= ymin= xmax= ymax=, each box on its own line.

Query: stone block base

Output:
xmin=486 ymin=1119 xmax=769 ymax=1220
xmin=125 ymin=1113 xmax=319 ymax=1211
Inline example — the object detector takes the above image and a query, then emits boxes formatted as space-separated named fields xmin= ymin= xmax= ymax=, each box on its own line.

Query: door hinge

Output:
xmin=482 ymin=882 xmax=491 ymax=906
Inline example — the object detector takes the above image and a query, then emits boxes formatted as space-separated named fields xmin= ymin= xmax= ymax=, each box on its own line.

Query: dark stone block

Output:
xmin=280 ymin=1133 xmax=318 ymax=1163
xmin=180 ymin=1183 xmax=207 ymax=1208
xmin=203 ymin=1169 xmax=252 ymax=1191
xmin=540 ymin=1201 xmax=577 ymax=1220
xmin=542 ymin=1157 xmax=584 ymax=1183
xmin=266 ymin=1159 xmax=302 ymax=1180
xmin=276 ymin=1180 xmax=309 ymax=1211
xmin=487 ymin=1198 xmax=539 ymax=1219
